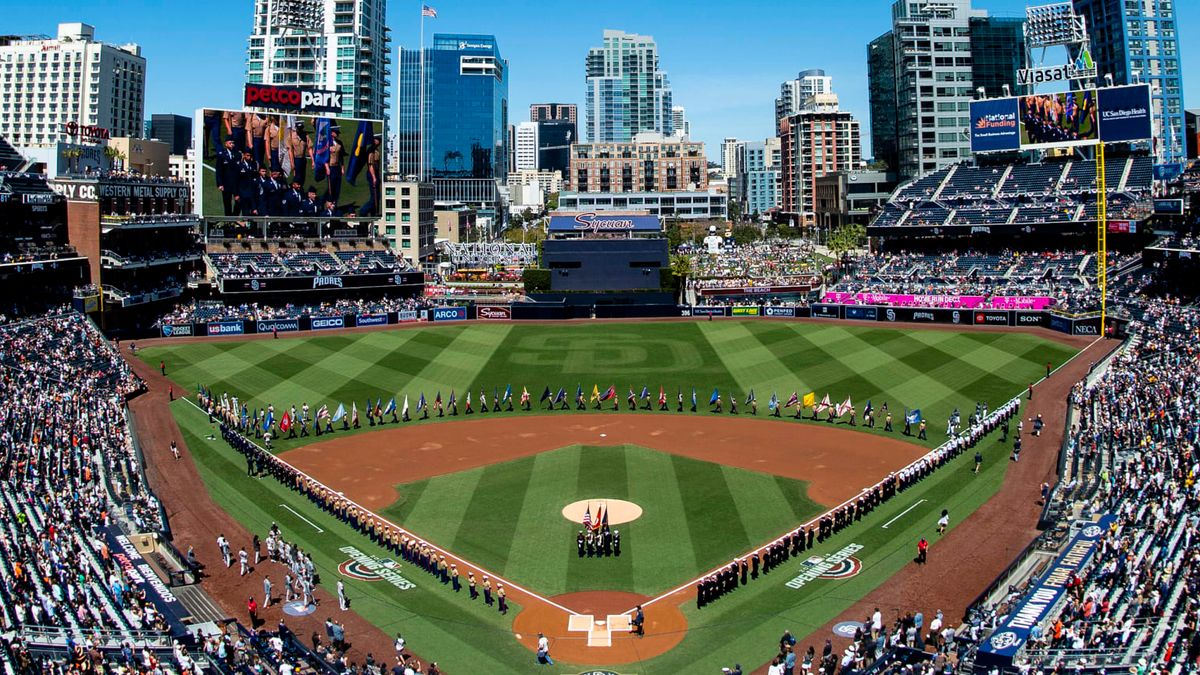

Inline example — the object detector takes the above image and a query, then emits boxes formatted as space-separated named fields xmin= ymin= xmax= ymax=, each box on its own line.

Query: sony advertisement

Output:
xmin=196 ymin=108 xmax=383 ymax=220
xmin=970 ymin=85 xmax=1152 ymax=153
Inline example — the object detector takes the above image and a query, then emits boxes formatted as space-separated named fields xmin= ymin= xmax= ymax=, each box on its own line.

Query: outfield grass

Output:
xmin=152 ymin=321 xmax=1079 ymax=671
xmin=142 ymin=320 xmax=1075 ymax=455
xmin=171 ymin=388 xmax=1033 ymax=673
xmin=382 ymin=444 xmax=822 ymax=596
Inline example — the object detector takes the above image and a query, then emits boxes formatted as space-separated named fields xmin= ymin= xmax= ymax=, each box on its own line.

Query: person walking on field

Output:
xmin=536 ymin=633 xmax=554 ymax=665
xmin=916 ymin=537 xmax=928 ymax=564
xmin=937 ymin=509 xmax=949 ymax=535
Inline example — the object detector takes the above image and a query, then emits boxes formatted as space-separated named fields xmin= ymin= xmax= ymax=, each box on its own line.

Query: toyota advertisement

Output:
xmin=196 ymin=108 xmax=383 ymax=220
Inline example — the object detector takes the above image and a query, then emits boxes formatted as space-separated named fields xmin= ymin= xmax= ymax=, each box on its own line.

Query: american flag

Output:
xmin=421 ymin=5 xmax=438 ymax=17
xmin=582 ymin=505 xmax=592 ymax=529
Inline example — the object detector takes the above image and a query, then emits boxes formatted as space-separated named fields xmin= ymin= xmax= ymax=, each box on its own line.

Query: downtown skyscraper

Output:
xmin=584 ymin=30 xmax=673 ymax=142
xmin=1073 ymin=0 xmax=1185 ymax=164
xmin=397 ymin=34 xmax=508 ymax=209
xmin=245 ymin=0 xmax=390 ymax=120
xmin=867 ymin=0 xmax=1023 ymax=181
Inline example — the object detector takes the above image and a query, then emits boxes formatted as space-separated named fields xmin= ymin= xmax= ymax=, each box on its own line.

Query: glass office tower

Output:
xmin=398 ymin=34 xmax=508 ymax=205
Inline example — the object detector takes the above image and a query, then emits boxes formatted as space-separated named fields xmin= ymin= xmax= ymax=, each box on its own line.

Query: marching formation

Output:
xmin=198 ymin=381 xmax=947 ymax=444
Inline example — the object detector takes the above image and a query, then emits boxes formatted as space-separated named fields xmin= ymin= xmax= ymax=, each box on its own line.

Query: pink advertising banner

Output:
xmin=821 ymin=292 xmax=1055 ymax=310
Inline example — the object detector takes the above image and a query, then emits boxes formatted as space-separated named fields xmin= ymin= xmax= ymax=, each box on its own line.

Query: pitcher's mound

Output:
xmin=562 ymin=499 xmax=643 ymax=525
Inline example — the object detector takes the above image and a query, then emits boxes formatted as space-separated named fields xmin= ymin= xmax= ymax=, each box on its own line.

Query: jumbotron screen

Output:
xmin=195 ymin=108 xmax=384 ymax=219
xmin=1019 ymin=91 xmax=1098 ymax=149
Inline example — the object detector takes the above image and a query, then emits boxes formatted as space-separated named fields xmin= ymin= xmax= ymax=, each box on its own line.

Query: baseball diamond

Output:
xmin=134 ymin=319 xmax=1083 ymax=671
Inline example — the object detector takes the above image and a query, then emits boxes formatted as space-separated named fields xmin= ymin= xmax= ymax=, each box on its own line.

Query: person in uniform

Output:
xmin=468 ymin=572 xmax=477 ymax=599
xmin=729 ymin=395 xmax=738 ymax=415
xmin=215 ymin=139 xmax=240 ymax=216
xmin=357 ymin=137 xmax=382 ymax=217
xmin=677 ymin=390 xmax=684 ymax=412
xmin=918 ymin=420 xmax=927 ymax=440
xmin=576 ymin=531 xmax=585 ymax=557
xmin=713 ymin=394 xmax=723 ymax=414
xmin=497 ymin=585 xmax=507 ymax=614
xmin=482 ymin=576 xmax=493 ymax=606
xmin=885 ymin=411 xmax=894 ymax=432
xmin=288 ymin=121 xmax=311 ymax=187
xmin=450 ymin=564 xmax=460 ymax=592
xmin=631 ymin=605 xmax=644 ymax=637
xmin=585 ymin=529 xmax=595 ymax=557
xmin=627 ymin=388 xmax=637 ymax=411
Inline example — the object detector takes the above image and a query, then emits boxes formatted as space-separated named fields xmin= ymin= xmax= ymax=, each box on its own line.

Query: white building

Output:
xmin=559 ymin=189 xmax=726 ymax=221
xmin=507 ymin=169 xmax=562 ymax=210
xmin=514 ymin=121 xmax=539 ymax=172
xmin=670 ymin=105 xmax=690 ymax=139
xmin=721 ymin=137 xmax=741 ymax=180
xmin=775 ymin=68 xmax=833 ymax=125
xmin=169 ymin=149 xmax=196 ymax=187
xmin=382 ymin=180 xmax=436 ymax=270
xmin=245 ymin=0 xmax=390 ymax=120
xmin=0 ymin=23 xmax=145 ymax=149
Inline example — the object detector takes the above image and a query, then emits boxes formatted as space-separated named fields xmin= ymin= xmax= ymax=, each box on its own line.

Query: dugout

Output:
xmin=542 ymin=211 xmax=668 ymax=293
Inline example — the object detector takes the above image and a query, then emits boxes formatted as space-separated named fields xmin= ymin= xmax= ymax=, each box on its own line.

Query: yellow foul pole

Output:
xmin=1096 ymin=142 xmax=1107 ymax=337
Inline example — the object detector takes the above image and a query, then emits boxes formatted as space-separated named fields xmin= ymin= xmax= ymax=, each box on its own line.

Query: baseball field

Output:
xmin=143 ymin=320 xmax=1078 ymax=672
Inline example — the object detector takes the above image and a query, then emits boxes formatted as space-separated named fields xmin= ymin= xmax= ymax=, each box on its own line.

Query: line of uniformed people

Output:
xmin=697 ymin=398 xmax=1021 ymax=607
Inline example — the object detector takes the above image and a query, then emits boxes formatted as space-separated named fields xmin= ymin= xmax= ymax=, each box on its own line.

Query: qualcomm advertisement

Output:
xmin=970 ymin=85 xmax=1152 ymax=153
xmin=256 ymin=319 xmax=300 ymax=333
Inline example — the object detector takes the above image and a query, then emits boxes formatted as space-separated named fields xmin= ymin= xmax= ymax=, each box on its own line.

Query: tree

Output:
xmin=730 ymin=224 xmax=762 ymax=246
xmin=826 ymin=223 xmax=866 ymax=260
xmin=667 ymin=253 xmax=693 ymax=303
xmin=727 ymin=199 xmax=743 ymax=224
xmin=546 ymin=192 xmax=559 ymax=211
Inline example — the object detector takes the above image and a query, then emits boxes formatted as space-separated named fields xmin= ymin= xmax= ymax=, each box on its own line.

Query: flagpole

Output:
xmin=418 ymin=5 xmax=425 ymax=182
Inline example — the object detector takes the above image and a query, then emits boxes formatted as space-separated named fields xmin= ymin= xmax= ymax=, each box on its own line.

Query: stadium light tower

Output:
xmin=268 ymin=0 xmax=326 ymax=90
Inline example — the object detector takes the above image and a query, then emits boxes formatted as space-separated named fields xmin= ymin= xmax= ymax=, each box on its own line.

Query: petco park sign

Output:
xmin=244 ymin=84 xmax=343 ymax=113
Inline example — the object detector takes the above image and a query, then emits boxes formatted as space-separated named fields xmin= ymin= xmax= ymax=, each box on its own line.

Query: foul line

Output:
xmin=177 ymin=335 xmax=1110 ymax=620
xmin=280 ymin=503 xmax=325 ymax=533
xmin=880 ymin=499 xmax=927 ymax=529
xmin=179 ymin=396 xmax=579 ymax=617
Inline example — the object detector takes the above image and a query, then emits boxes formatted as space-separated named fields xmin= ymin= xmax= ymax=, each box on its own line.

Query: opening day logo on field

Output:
xmin=785 ymin=543 xmax=864 ymax=589
xmin=337 ymin=546 xmax=416 ymax=590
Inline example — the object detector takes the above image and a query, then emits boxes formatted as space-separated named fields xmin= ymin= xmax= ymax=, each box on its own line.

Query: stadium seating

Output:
xmin=207 ymin=248 xmax=413 ymax=280
xmin=871 ymin=158 xmax=1153 ymax=230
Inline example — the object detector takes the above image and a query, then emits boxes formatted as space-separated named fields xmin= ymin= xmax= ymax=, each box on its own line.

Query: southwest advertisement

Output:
xmin=970 ymin=85 xmax=1152 ymax=153
xmin=196 ymin=108 xmax=383 ymax=220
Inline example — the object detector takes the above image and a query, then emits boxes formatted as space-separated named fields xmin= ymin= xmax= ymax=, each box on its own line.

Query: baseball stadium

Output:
xmin=1 ymin=2 xmax=1200 ymax=674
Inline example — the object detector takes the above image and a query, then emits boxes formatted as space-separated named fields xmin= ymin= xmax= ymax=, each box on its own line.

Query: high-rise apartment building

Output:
xmin=514 ymin=121 xmax=539 ymax=172
xmin=0 ymin=23 xmax=145 ymax=149
xmin=775 ymin=69 xmax=833 ymax=127
xmin=585 ymin=30 xmax=673 ymax=142
xmin=867 ymin=0 xmax=1024 ymax=181
xmin=397 ymin=34 xmax=509 ymax=210
xmin=1073 ymin=0 xmax=1185 ymax=163
xmin=779 ymin=94 xmax=862 ymax=225
xmin=721 ymin=137 xmax=741 ymax=179
xmin=739 ymin=138 xmax=782 ymax=218
xmin=245 ymin=0 xmax=390 ymax=120
xmin=530 ymin=103 xmax=577 ymax=125
xmin=671 ymin=106 xmax=691 ymax=138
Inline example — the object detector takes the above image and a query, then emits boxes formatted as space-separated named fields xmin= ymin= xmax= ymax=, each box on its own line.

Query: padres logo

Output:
xmin=338 ymin=559 xmax=383 ymax=581
xmin=989 ymin=631 xmax=1021 ymax=650
xmin=1081 ymin=525 xmax=1102 ymax=539
xmin=816 ymin=556 xmax=863 ymax=580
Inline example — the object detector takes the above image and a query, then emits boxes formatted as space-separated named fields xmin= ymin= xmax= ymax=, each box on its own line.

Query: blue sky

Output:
xmin=7 ymin=0 xmax=1197 ymax=157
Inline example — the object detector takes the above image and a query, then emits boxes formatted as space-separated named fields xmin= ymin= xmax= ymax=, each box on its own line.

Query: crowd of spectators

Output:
xmin=158 ymin=297 xmax=451 ymax=325
xmin=681 ymin=241 xmax=822 ymax=290
xmin=0 ymin=314 xmax=174 ymax=653
xmin=67 ymin=169 xmax=189 ymax=185
xmin=207 ymin=248 xmax=412 ymax=279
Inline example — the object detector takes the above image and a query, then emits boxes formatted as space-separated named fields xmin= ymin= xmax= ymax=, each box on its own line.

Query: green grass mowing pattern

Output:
xmin=172 ymin=389 xmax=1029 ymax=673
xmin=381 ymin=444 xmax=822 ymax=596
xmin=141 ymin=321 xmax=1076 ymax=455
xmin=170 ymin=400 xmax=534 ymax=675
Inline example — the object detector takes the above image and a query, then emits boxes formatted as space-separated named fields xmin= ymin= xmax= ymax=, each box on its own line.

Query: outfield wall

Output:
xmin=158 ymin=303 xmax=1116 ymax=339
